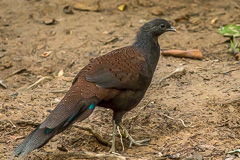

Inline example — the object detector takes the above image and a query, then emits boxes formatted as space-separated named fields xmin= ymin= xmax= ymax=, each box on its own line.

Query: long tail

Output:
xmin=11 ymin=90 xmax=99 ymax=159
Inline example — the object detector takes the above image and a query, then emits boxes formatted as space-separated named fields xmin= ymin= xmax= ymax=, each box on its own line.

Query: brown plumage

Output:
xmin=12 ymin=18 xmax=176 ymax=159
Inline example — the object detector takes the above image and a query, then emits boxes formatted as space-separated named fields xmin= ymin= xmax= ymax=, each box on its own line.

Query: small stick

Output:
xmin=48 ymin=151 xmax=127 ymax=160
xmin=73 ymin=124 xmax=110 ymax=146
xmin=9 ymin=120 xmax=40 ymax=126
xmin=159 ymin=113 xmax=194 ymax=128
xmin=9 ymin=135 xmax=25 ymax=141
xmin=8 ymin=68 xmax=27 ymax=77
xmin=1 ymin=120 xmax=110 ymax=146
xmin=25 ymin=76 xmax=51 ymax=90
xmin=141 ymin=101 xmax=151 ymax=109
xmin=219 ymin=68 xmax=239 ymax=74
xmin=49 ymin=89 xmax=68 ymax=93
xmin=158 ymin=67 xmax=186 ymax=87
xmin=178 ymin=118 xmax=193 ymax=128
xmin=8 ymin=120 xmax=16 ymax=128
xmin=0 ymin=78 xmax=7 ymax=89
xmin=161 ymin=49 xmax=203 ymax=60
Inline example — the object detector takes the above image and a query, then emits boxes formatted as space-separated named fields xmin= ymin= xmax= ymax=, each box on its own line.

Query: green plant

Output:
xmin=218 ymin=24 xmax=240 ymax=54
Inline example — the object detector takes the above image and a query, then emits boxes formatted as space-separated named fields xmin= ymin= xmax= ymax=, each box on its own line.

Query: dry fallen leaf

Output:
xmin=117 ymin=4 xmax=127 ymax=11
xmin=42 ymin=51 xmax=52 ymax=58
xmin=0 ymin=53 xmax=4 ymax=58
xmin=138 ymin=0 xmax=154 ymax=7
xmin=43 ymin=17 xmax=55 ymax=25
xmin=235 ymin=53 xmax=240 ymax=61
xmin=151 ymin=7 xmax=163 ymax=16
xmin=0 ymin=78 xmax=7 ymax=89
xmin=73 ymin=0 xmax=100 ymax=12
xmin=211 ymin=17 xmax=218 ymax=24
xmin=63 ymin=5 xmax=74 ymax=14
xmin=58 ymin=69 xmax=64 ymax=77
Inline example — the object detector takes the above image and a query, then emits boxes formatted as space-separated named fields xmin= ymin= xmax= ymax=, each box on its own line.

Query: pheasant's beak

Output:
xmin=166 ymin=26 xmax=176 ymax=32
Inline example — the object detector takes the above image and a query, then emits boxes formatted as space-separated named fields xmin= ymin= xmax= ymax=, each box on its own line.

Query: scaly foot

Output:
xmin=108 ymin=120 xmax=117 ymax=153
xmin=119 ymin=122 xmax=150 ymax=147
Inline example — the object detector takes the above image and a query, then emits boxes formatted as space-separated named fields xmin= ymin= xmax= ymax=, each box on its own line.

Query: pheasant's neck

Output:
xmin=133 ymin=32 xmax=160 ymax=73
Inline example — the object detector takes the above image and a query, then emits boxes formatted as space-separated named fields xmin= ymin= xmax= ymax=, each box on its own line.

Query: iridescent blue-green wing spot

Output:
xmin=89 ymin=103 xmax=95 ymax=109
xmin=67 ymin=112 xmax=78 ymax=122
xmin=44 ymin=128 xmax=53 ymax=134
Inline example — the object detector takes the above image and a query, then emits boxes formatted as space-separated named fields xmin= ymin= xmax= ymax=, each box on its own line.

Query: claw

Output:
xmin=109 ymin=121 xmax=150 ymax=152
xmin=119 ymin=122 xmax=150 ymax=148
xmin=128 ymin=138 xmax=150 ymax=147
xmin=108 ymin=146 xmax=116 ymax=153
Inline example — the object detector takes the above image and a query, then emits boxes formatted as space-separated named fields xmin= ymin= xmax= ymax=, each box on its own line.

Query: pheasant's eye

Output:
xmin=160 ymin=24 xmax=165 ymax=28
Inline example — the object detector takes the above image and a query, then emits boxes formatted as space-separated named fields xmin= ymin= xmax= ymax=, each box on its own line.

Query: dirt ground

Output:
xmin=0 ymin=0 xmax=240 ymax=159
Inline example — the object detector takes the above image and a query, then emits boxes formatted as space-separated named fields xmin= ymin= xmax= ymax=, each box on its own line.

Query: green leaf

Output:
xmin=228 ymin=149 xmax=240 ymax=154
xmin=230 ymin=40 xmax=235 ymax=49
xmin=218 ymin=24 xmax=240 ymax=37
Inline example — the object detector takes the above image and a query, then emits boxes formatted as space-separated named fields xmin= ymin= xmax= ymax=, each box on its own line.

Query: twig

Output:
xmin=159 ymin=113 xmax=194 ymax=128
xmin=48 ymin=151 xmax=127 ymax=160
xmin=157 ymin=67 xmax=186 ymax=87
xmin=9 ymin=135 xmax=25 ymax=141
xmin=0 ymin=119 xmax=39 ymax=127
xmin=25 ymin=76 xmax=51 ymax=90
xmin=78 ymin=39 xmax=89 ymax=48
xmin=49 ymin=89 xmax=68 ymax=93
xmin=73 ymin=124 xmax=110 ymax=146
xmin=178 ymin=118 xmax=193 ymax=128
xmin=232 ymin=0 xmax=240 ymax=9
xmin=141 ymin=101 xmax=151 ymax=109
xmin=8 ymin=68 xmax=27 ymax=77
xmin=2 ymin=119 xmax=110 ymax=147
xmin=8 ymin=120 xmax=16 ymax=128
xmin=219 ymin=68 xmax=239 ymax=74
xmin=0 ymin=78 xmax=7 ymax=89
xmin=159 ymin=113 xmax=174 ymax=120
xmin=1 ymin=119 xmax=110 ymax=146
xmin=11 ymin=120 xmax=40 ymax=126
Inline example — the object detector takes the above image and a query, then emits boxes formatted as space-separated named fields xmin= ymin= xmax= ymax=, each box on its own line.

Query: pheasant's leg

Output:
xmin=119 ymin=122 xmax=150 ymax=148
xmin=109 ymin=120 xmax=117 ymax=153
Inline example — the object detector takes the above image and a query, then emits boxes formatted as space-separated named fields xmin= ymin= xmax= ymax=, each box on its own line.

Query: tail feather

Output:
xmin=12 ymin=101 xmax=96 ymax=159
xmin=14 ymin=126 xmax=57 ymax=158
xmin=13 ymin=126 xmax=41 ymax=157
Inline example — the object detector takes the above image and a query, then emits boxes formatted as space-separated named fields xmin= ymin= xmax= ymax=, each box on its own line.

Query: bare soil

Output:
xmin=0 ymin=0 xmax=240 ymax=159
